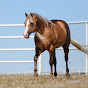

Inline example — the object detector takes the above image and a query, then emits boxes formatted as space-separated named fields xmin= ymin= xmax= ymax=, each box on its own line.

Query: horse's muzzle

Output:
xmin=24 ymin=32 xmax=31 ymax=39
xmin=28 ymin=31 xmax=31 ymax=36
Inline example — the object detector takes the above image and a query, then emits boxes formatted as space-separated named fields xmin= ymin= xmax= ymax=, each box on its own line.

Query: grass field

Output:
xmin=0 ymin=74 xmax=88 ymax=88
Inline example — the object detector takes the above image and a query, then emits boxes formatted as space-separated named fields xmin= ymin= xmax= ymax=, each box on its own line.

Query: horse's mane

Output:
xmin=31 ymin=13 xmax=53 ymax=27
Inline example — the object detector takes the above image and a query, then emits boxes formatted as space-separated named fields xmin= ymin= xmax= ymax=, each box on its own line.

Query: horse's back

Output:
xmin=51 ymin=20 xmax=69 ymax=33
xmin=51 ymin=20 xmax=70 ymax=40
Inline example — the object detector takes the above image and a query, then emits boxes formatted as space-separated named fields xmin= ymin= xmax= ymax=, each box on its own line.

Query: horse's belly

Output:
xmin=54 ymin=36 xmax=66 ymax=48
xmin=35 ymin=34 xmax=66 ymax=51
xmin=55 ymin=40 xmax=65 ymax=48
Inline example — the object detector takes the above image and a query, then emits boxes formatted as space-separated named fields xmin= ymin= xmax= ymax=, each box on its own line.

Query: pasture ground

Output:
xmin=0 ymin=74 xmax=88 ymax=88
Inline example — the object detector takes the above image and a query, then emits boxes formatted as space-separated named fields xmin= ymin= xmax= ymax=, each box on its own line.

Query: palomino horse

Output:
xmin=24 ymin=13 xmax=70 ymax=77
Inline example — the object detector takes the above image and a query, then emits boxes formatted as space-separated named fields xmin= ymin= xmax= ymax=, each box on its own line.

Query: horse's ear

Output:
xmin=25 ymin=13 xmax=28 ymax=17
xmin=30 ymin=13 xmax=33 ymax=17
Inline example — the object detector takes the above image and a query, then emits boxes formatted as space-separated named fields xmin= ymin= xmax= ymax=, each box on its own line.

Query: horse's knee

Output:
xmin=49 ymin=59 xmax=54 ymax=66
xmin=34 ymin=56 xmax=38 ymax=62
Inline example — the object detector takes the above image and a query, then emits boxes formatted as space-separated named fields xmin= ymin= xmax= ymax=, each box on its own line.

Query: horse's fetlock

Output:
xmin=54 ymin=73 xmax=57 ymax=77
xmin=66 ymin=68 xmax=69 ymax=73
xmin=34 ymin=69 xmax=37 ymax=72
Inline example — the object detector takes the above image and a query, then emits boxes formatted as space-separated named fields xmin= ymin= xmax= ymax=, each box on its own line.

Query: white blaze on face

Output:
xmin=24 ymin=19 xmax=30 ymax=37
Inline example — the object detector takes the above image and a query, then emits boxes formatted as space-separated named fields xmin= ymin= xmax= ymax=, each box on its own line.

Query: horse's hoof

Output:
xmin=54 ymin=73 xmax=57 ymax=77
xmin=34 ymin=73 xmax=38 ymax=77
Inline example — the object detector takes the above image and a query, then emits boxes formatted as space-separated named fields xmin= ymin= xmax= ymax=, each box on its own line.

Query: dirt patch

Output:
xmin=0 ymin=74 xmax=88 ymax=88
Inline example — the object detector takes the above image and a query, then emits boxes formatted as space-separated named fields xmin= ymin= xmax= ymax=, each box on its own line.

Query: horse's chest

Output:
xmin=41 ymin=40 xmax=51 ymax=50
xmin=34 ymin=32 xmax=52 ymax=50
xmin=35 ymin=37 xmax=51 ymax=51
xmin=42 ymin=40 xmax=51 ymax=48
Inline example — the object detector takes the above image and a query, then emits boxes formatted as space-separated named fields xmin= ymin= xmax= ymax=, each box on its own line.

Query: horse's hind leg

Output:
xmin=63 ymin=29 xmax=70 ymax=77
xmin=53 ymin=49 xmax=57 ymax=77
xmin=63 ymin=47 xmax=70 ymax=77
xmin=34 ymin=47 xmax=41 ymax=77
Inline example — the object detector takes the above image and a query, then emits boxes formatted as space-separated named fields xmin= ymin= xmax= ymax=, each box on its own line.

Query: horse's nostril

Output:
xmin=24 ymin=33 xmax=28 ymax=37
xmin=26 ymin=34 xmax=28 ymax=37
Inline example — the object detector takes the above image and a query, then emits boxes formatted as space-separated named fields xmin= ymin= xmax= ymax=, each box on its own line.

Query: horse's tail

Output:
xmin=70 ymin=39 xmax=88 ymax=54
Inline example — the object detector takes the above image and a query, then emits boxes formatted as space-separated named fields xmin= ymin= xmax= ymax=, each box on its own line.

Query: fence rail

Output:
xmin=0 ymin=61 xmax=36 ymax=63
xmin=0 ymin=36 xmax=34 ymax=38
xmin=0 ymin=24 xmax=24 ymax=27
xmin=0 ymin=21 xmax=88 ymax=75
xmin=0 ymin=47 xmax=77 ymax=51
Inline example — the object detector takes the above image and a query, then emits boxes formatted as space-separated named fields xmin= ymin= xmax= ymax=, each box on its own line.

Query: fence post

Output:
xmin=86 ymin=22 xmax=88 ymax=75
xmin=39 ymin=53 xmax=42 ymax=75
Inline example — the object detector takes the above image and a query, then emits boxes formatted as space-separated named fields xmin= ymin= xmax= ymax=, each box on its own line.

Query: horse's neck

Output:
xmin=35 ymin=17 xmax=53 ymax=41
xmin=35 ymin=19 xmax=48 ymax=41
xmin=37 ymin=18 xmax=47 ymax=34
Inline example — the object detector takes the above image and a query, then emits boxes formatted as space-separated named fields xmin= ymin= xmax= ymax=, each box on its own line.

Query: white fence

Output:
xmin=0 ymin=21 xmax=88 ymax=75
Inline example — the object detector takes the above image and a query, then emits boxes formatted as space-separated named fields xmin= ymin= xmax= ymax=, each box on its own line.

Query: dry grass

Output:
xmin=0 ymin=74 xmax=88 ymax=88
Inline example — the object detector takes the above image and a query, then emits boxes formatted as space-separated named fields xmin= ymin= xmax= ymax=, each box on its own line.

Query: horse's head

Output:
xmin=24 ymin=13 xmax=38 ymax=38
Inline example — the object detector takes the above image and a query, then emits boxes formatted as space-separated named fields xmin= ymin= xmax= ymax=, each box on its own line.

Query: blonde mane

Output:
xmin=31 ymin=13 xmax=53 ymax=27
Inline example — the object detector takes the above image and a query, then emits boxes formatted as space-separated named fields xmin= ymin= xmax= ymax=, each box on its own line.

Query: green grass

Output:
xmin=0 ymin=74 xmax=88 ymax=88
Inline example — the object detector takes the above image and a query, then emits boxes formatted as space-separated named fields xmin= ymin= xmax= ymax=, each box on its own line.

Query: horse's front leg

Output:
xmin=49 ymin=57 xmax=53 ymax=76
xmin=34 ymin=47 xmax=41 ymax=77
xmin=49 ymin=49 xmax=57 ymax=77
xmin=49 ymin=46 xmax=54 ymax=76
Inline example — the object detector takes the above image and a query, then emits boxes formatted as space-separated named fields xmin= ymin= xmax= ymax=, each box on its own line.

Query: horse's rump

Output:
xmin=51 ymin=20 xmax=70 ymax=48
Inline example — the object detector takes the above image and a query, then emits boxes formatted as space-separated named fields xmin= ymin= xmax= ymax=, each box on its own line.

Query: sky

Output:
xmin=0 ymin=0 xmax=87 ymax=74
xmin=0 ymin=0 xmax=88 ymax=24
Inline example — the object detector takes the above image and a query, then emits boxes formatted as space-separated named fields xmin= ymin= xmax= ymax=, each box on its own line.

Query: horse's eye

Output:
xmin=30 ymin=22 xmax=34 ymax=27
